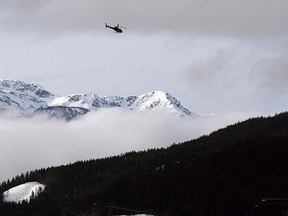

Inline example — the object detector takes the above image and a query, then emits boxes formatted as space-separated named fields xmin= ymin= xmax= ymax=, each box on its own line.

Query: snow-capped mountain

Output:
xmin=49 ymin=91 xmax=198 ymax=117
xmin=0 ymin=79 xmax=199 ymax=119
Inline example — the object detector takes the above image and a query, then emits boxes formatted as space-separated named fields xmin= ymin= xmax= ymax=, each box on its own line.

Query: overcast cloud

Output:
xmin=251 ymin=53 xmax=288 ymax=94
xmin=0 ymin=0 xmax=287 ymax=181
xmin=0 ymin=0 xmax=288 ymax=37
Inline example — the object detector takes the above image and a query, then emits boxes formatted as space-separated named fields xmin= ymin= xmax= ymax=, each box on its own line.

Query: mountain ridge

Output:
xmin=0 ymin=79 xmax=199 ymax=119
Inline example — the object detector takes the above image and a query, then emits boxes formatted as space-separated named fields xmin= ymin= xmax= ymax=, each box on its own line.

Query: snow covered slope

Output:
xmin=0 ymin=79 xmax=199 ymax=119
xmin=129 ymin=91 xmax=195 ymax=117
xmin=3 ymin=182 xmax=45 ymax=203
xmin=0 ymin=79 xmax=53 ymax=116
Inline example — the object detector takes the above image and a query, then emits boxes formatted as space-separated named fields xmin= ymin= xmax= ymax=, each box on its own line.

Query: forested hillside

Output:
xmin=1 ymin=112 xmax=288 ymax=216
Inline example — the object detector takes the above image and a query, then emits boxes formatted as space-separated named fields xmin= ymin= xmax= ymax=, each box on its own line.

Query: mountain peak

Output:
xmin=0 ymin=79 xmax=54 ymax=99
xmin=130 ymin=91 xmax=194 ymax=117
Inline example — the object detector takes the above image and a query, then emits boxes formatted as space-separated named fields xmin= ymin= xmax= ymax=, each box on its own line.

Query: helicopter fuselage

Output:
xmin=105 ymin=23 xmax=123 ymax=33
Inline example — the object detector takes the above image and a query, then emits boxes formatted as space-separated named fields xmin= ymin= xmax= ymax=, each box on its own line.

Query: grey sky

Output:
xmin=0 ymin=0 xmax=288 ymax=37
xmin=0 ymin=0 xmax=287 ymax=114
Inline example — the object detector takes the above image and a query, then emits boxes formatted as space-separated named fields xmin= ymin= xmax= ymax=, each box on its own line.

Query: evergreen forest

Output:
xmin=1 ymin=112 xmax=288 ymax=216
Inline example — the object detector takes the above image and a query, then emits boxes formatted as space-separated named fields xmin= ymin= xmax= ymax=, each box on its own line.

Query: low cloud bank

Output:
xmin=0 ymin=109 xmax=257 ymax=182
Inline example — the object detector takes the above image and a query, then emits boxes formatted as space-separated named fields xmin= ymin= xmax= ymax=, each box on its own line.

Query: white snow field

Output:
xmin=3 ymin=182 xmax=45 ymax=203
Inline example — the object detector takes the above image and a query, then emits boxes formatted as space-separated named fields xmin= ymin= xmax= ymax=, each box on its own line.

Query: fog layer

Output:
xmin=0 ymin=109 xmax=256 ymax=182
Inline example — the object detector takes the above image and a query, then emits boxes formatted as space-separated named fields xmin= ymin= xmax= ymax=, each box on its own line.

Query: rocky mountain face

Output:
xmin=0 ymin=79 xmax=199 ymax=120
xmin=0 ymin=80 xmax=53 ymax=117
xmin=33 ymin=106 xmax=89 ymax=121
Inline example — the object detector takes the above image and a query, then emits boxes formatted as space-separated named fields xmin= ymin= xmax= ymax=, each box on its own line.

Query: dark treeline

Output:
xmin=1 ymin=112 xmax=288 ymax=215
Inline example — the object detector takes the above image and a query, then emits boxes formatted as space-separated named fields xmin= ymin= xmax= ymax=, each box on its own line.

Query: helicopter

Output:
xmin=105 ymin=23 xmax=126 ymax=33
